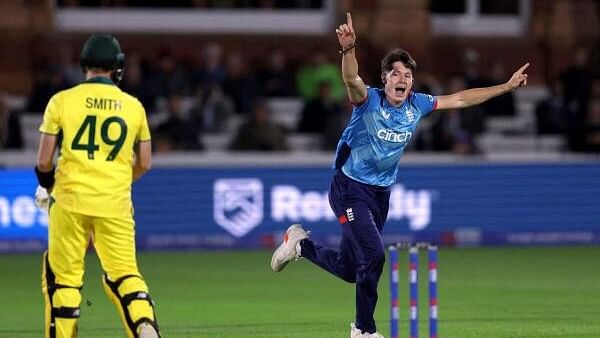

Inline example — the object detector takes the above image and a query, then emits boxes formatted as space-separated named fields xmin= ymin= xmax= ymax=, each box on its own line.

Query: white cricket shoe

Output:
xmin=270 ymin=224 xmax=310 ymax=272
xmin=138 ymin=322 xmax=159 ymax=338
xmin=350 ymin=323 xmax=385 ymax=338
xmin=350 ymin=323 xmax=363 ymax=338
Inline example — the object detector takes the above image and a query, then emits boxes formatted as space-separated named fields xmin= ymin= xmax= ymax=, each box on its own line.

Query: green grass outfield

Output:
xmin=1 ymin=246 xmax=599 ymax=337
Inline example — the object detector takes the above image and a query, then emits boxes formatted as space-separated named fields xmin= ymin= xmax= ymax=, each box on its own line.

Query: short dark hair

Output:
xmin=381 ymin=48 xmax=417 ymax=74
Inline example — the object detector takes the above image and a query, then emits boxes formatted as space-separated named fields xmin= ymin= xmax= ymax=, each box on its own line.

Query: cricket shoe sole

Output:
xmin=270 ymin=224 xmax=310 ymax=272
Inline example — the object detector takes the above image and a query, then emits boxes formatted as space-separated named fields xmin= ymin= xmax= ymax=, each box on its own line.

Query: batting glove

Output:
xmin=34 ymin=185 xmax=50 ymax=212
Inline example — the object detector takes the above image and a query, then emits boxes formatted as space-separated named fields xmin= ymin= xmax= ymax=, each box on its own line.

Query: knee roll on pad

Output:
xmin=102 ymin=273 xmax=160 ymax=338
xmin=42 ymin=251 xmax=82 ymax=338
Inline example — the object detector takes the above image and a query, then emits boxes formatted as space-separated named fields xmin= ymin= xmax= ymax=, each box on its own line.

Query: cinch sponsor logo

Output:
xmin=0 ymin=195 xmax=48 ymax=229
xmin=271 ymin=184 xmax=434 ymax=231
xmin=377 ymin=129 xmax=412 ymax=143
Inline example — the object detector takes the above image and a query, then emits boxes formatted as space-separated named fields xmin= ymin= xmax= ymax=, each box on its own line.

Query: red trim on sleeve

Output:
xmin=432 ymin=98 xmax=438 ymax=111
xmin=338 ymin=215 xmax=348 ymax=224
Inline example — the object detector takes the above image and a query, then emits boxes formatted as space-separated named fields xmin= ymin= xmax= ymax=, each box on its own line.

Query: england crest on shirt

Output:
xmin=214 ymin=178 xmax=264 ymax=237
xmin=406 ymin=109 xmax=415 ymax=122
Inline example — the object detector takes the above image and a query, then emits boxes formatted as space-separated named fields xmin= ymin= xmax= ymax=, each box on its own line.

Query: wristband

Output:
xmin=35 ymin=166 xmax=55 ymax=189
xmin=339 ymin=44 xmax=356 ymax=55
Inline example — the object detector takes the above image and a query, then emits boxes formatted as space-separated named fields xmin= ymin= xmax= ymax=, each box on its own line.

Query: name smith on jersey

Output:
xmin=85 ymin=97 xmax=122 ymax=111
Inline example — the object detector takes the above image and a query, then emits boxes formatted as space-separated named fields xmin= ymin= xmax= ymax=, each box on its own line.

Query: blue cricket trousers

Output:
xmin=300 ymin=171 xmax=391 ymax=334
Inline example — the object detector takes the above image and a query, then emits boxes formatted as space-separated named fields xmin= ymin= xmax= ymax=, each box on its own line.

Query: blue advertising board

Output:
xmin=1 ymin=163 xmax=599 ymax=252
xmin=0 ymin=169 xmax=48 ymax=252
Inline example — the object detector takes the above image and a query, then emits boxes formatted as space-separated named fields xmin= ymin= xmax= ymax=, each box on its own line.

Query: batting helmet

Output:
xmin=80 ymin=34 xmax=125 ymax=84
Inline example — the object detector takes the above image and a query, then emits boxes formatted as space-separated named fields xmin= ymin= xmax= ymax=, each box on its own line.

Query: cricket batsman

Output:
xmin=35 ymin=34 xmax=160 ymax=338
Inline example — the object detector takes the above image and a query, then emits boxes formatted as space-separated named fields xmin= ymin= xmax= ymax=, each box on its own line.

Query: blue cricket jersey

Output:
xmin=333 ymin=87 xmax=437 ymax=187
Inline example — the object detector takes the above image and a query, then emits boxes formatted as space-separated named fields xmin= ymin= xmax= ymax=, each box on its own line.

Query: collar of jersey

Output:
xmin=380 ymin=91 xmax=410 ymax=111
xmin=84 ymin=77 xmax=115 ymax=85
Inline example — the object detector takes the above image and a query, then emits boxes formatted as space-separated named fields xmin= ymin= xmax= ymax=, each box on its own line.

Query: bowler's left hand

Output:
xmin=506 ymin=63 xmax=529 ymax=90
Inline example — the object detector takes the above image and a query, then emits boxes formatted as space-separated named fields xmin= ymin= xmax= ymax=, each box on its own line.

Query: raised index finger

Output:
xmin=347 ymin=12 xmax=353 ymax=28
xmin=517 ymin=62 xmax=530 ymax=73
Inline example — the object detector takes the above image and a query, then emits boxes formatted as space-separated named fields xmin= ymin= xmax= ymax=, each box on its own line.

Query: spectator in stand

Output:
xmin=413 ymin=70 xmax=443 ymax=96
xmin=411 ymin=71 xmax=443 ymax=151
xmin=154 ymin=93 xmax=202 ymax=151
xmin=258 ymin=49 xmax=296 ymax=97
xmin=0 ymin=92 xmax=23 ymax=150
xmin=223 ymin=52 xmax=259 ymax=115
xmin=584 ymin=78 xmax=600 ymax=152
xmin=297 ymin=80 xmax=343 ymax=134
xmin=461 ymin=49 xmax=492 ymax=129
xmin=560 ymin=46 xmax=594 ymax=152
xmin=535 ymin=79 xmax=568 ymax=135
xmin=431 ymin=76 xmax=486 ymax=154
xmin=120 ymin=53 xmax=158 ymax=112
xmin=229 ymin=99 xmax=289 ymax=151
xmin=485 ymin=61 xmax=516 ymax=116
xmin=321 ymin=98 xmax=352 ymax=151
xmin=450 ymin=76 xmax=486 ymax=137
xmin=561 ymin=47 xmax=594 ymax=115
xmin=297 ymin=51 xmax=345 ymax=101
xmin=190 ymin=43 xmax=227 ymax=90
xmin=155 ymin=47 xmax=191 ymax=96
xmin=189 ymin=82 xmax=234 ymax=133
xmin=431 ymin=113 xmax=478 ymax=155
xmin=27 ymin=64 xmax=70 ymax=113
xmin=463 ymin=48 xmax=491 ymax=88
xmin=56 ymin=42 xmax=84 ymax=86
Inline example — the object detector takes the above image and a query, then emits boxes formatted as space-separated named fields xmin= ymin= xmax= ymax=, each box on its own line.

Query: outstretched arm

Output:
xmin=435 ymin=63 xmax=529 ymax=111
xmin=336 ymin=13 xmax=367 ymax=104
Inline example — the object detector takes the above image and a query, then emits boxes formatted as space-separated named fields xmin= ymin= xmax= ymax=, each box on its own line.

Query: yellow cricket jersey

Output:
xmin=39 ymin=77 xmax=151 ymax=218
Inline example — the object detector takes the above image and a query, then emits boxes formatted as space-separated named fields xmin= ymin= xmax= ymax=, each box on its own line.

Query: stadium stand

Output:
xmin=1 ymin=0 xmax=598 ymax=159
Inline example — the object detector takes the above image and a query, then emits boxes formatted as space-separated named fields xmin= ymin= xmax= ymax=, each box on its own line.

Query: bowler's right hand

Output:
xmin=336 ymin=13 xmax=356 ymax=50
